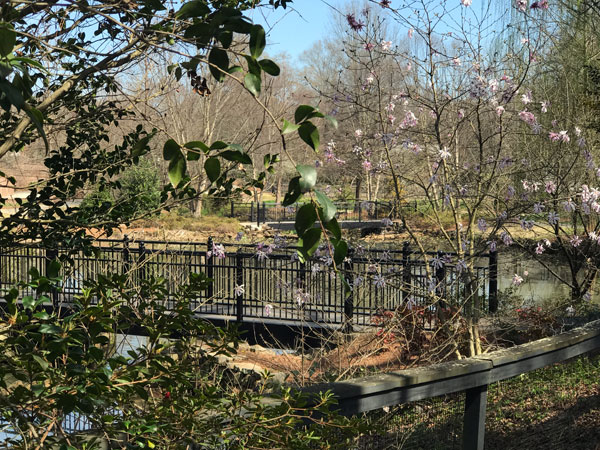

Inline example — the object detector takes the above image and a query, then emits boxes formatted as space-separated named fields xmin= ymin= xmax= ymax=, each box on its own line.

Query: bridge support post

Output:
xmin=488 ymin=249 xmax=498 ymax=313
xmin=343 ymin=248 xmax=354 ymax=332
xmin=206 ymin=237 xmax=214 ymax=303
xmin=236 ymin=249 xmax=244 ymax=323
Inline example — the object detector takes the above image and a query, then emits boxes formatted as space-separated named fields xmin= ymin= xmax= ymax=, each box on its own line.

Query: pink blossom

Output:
xmin=517 ymin=0 xmax=527 ymax=12
xmin=388 ymin=114 xmax=396 ymax=124
xmin=545 ymin=181 xmax=556 ymax=194
xmin=519 ymin=110 xmax=537 ymax=126
xmin=541 ymin=101 xmax=549 ymax=113
xmin=512 ymin=274 xmax=524 ymax=286
xmin=453 ymin=57 xmax=461 ymax=66
xmin=355 ymin=129 xmax=363 ymax=138
xmin=530 ymin=0 xmax=548 ymax=9
xmin=571 ymin=235 xmax=582 ymax=247
xmin=400 ymin=110 xmax=418 ymax=128
xmin=535 ymin=242 xmax=545 ymax=254
xmin=549 ymin=132 xmax=560 ymax=142
xmin=408 ymin=28 xmax=414 ymax=38
xmin=458 ymin=109 xmax=465 ymax=119
xmin=460 ymin=0 xmax=472 ymax=6
xmin=363 ymin=43 xmax=375 ymax=51
xmin=439 ymin=147 xmax=451 ymax=159
xmin=405 ymin=62 xmax=412 ymax=71
xmin=362 ymin=160 xmax=372 ymax=171
xmin=521 ymin=90 xmax=532 ymax=104
xmin=381 ymin=40 xmax=392 ymax=51
xmin=496 ymin=106 xmax=505 ymax=116
xmin=559 ymin=130 xmax=570 ymax=143
xmin=264 ymin=304 xmax=274 ymax=316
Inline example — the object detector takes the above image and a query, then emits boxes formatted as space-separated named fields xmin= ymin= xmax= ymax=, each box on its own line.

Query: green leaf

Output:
xmin=333 ymin=240 xmax=348 ymax=266
xmin=39 ymin=324 xmax=61 ymax=334
xmin=297 ymin=165 xmax=317 ymax=192
xmin=184 ymin=140 xmax=209 ymax=161
xmin=259 ymin=59 xmax=280 ymax=76
xmin=301 ymin=228 xmax=322 ymax=257
xmin=168 ymin=153 xmax=186 ymax=187
xmin=314 ymin=190 xmax=337 ymax=222
xmin=47 ymin=260 xmax=61 ymax=278
xmin=205 ymin=157 xmax=221 ymax=182
xmin=244 ymin=73 xmax=261 ymax=96
xmin=132 ymin=136 xmax=151 ymax=157
xmin=176 ymin=1 xmax=210 ymax=20
xmin=0 ymin=79 xmax=24 ymax=109
xmin=163 ymin=139 xmax=180 ymax=161
xmin=22 ymin=295 xmax=35 ymax=309
xmin=298 ymin=122 xmax=319 ymax=151
xmin=250 ymin=25 xmax=266 ymax=59
xmin=325 ymin=217 xmax=342 ymax=242
xmin=219 ymin=30 xmax=233 ymax=49
xmin=295 ymin=105 xmax=315 ymax=124
xmin=218 ymin=150 xmax=252 ymax=165
xmin=0 ymin=23 xmax=15 ymax=57
xmin=325 ymin=114 xmax=338 ymax=129
xmin=281 ymin=119 xmax=300 ymax=135
xmin=295 ymin=203 xmax=317 ymax=236
xmin=208 ymin=48 xmax=229 ymax=82
xmin=25 ymin=107 xmax=49 ymax=153
xmin=33 ymin=355 xmax=49 ymax=370
xmin=210 ymin=141 xmax=228 ymax=150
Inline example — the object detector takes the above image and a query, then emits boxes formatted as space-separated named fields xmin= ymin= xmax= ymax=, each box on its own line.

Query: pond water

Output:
xmin=497 ymin=252 xmax=599 ymax=307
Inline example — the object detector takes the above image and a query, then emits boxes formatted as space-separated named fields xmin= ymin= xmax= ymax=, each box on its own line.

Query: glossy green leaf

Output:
xmin=294 ymin=105 xmax=315 ymax=124
xmin=281 ymin=119 xmax=300 ymax=135
xmin=163 ymin=139 xmax=180 ymax=161
xmin=22 ymin=295 xmax=35 ymax=309
xmin=176 ymin=1 xmax=210 ymax=20
xmin=25 ymin=107 xmax=49 ymax=152
xmin=0 ymin=23 xmax=15 ymax=57
xmin=297 ymin=165 xmax=317 ymax=192
xmin=210 ymin=141 xmax=228 ymax=150
xmin=249 ymin=25 xmax=266 ymax=59
xmin=314 ymin=190 xmax=337 ymax=222
xmin=205 ymin=157 xmax=220 ymax=182
xmin=219 ymin=30 xmax=233 ymax=49
xmin=325 ymin=114 xmax=338 ymax=129
xmin=218 ymin=150 xmax=252 ymax=165
xmin=0 ymin=79 xmax=24 ymax=109
xmin=295 ymin=203 xmax=317 ymax=236
xmin=325 ymin=217 xmax=342 ymax=241
xmin=283 ymin=177 xmax=301 ymax=206
xmin=47 ymin=260 xmax=61 ymax=278
xmin=333 ymin=240 xmax=348 ymax=266
xmin=131 ymin=136 xmax=151 ymax=157
xmin=244 ymin=73 xmax=261 ymax=96
xmin=168 ymin=153 xmax=186 ymax=187
xmin=259 ymin=59 xmax=280 ymax=76
xmin=298 ymin=122 xmax=319 ymax=151
xmin=301 ymin=228 xmax=322 ymax=257
xmin=39 ymin=324 xmax=61 ymax=334
xmin=208 ymin=47 xmax=229 ymax=82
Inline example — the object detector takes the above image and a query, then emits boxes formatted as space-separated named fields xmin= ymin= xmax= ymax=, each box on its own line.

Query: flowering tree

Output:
xmin=300 ymin=0 xmax=600 ymax=356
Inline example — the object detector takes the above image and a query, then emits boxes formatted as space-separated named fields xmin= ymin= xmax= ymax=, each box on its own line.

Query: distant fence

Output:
xmin=0 ymin=237 xmax=497 ymax=327
xmin=229 ymin=199 xmax=418 ymax=226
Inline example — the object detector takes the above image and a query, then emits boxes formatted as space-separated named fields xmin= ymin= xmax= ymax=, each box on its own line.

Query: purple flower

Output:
xmin=373 ymin=275 xmax=386 ymax=289
xmin=548 ymin=211 xmax=559 ymax=225
xmin=346 ymin=13 xmax=365 ymax=31
xmin=477 ymin=219 xmax=488 ymax=232
xmin=487 ymin=240 xmax=497 ymax=252
xmin=501 ymin=232 xmax=513 ymax=246
xmin=512 ymin=274 xmax=524 ymax=286
xmin=533 ymin=203 xmax=544 ymax=214
xmin=570 ymin=235 xmax=582 ymax=247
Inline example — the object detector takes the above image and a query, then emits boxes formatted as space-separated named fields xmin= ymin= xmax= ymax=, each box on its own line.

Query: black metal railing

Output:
xmin=0 ymin=237 xmax=497 ymax=327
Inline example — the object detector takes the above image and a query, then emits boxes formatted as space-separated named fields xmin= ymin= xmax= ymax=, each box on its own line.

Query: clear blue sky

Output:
xmin=248 ymin=1 xmax=350 ymax=62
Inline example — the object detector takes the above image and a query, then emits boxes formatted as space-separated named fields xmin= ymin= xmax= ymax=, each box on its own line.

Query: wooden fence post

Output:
xmin=206 ymin=237 xmax=214 ymax=303
xmin=462 ymin=384 xmax=488 ymax=450
xmin=488 ymin=249 xmax=498 ymax=313
xmin=249 ymin=202 xmax=254 ymax=222
xmin=230 ymin=201 xmax=234 ymax=218
xmin=236 ymin=249 xmax=244 ymax=323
